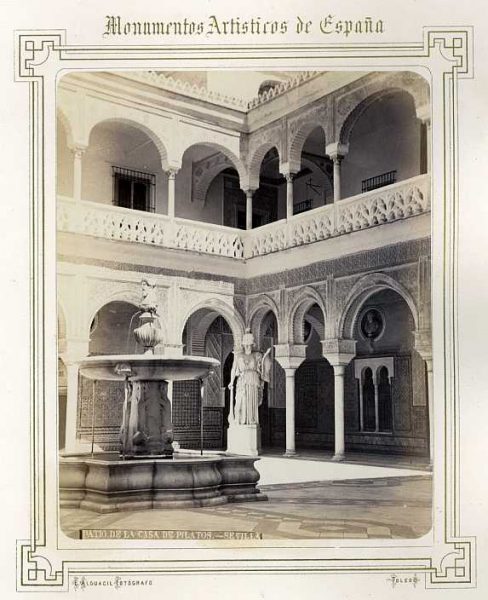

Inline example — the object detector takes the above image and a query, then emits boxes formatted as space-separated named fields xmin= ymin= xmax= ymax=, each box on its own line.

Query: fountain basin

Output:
xmin=78 ymin=355 xmax=220 ymax=381
xmin=60 ymin=453 xmax=267 ymax=513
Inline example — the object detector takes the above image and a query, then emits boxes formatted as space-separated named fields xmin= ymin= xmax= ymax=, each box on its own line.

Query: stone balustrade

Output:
xmin=247 ymin=174 xmax=430 ymax=257
xmin=57 ymin=197 xmax=245 ymax=259
xmin=57 ymin=175 xmax=430 ymax=261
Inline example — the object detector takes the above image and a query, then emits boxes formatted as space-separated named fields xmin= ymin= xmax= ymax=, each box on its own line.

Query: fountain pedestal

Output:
xmin=60 ymin=454 xmax=267 ymax=513
xmin=120 ymin=380 xmax=173 ymax=458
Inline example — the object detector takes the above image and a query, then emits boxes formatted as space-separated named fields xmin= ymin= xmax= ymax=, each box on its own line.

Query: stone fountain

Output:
xmin=59 ymin=278 xmax=267 ymax=514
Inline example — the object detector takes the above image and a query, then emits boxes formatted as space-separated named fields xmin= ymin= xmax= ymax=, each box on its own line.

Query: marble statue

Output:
xmin=228 ymin=329 xmax=272 ymax=425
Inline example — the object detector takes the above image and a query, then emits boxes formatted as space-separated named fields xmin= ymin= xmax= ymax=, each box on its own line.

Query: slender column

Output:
xmin=332 ymin=155 xmax=343 ymax=202
xmin=358 ymin=377 xmax=364 ymax=431
xmin=322 ymin=338 xmax=356 ymax=462
xmin=425 ymin=119 xmax=432 ymax=174
xmin=417 ymin=105 xmax=431 ymax=175
xmin=245 ymin=189 xmax=254 ymax=230
xmin=373 ymin=375 xmax=380 ymax=432
xmin=326 ymin=143 xmax=348 ymax=203
xmin=332 ymin=364 xmax=346 ymax=461
xmin=167 ymin=168 xmax=179 ymax=219
xmin=285 ymin=173 xmax=295 ymax=219
xmin=64 ymin=362 xmax=81 ymax=453
xmin=284 ymin=368 xmax=297 ymax=456
xmin=71 ymin=146 xmax=86 ymax=202
xmin=274 ymin=346 xmax=306 ymax=458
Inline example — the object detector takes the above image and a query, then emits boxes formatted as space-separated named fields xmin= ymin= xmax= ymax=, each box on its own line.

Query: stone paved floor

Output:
xmin=60 ymin=454 xmax=432 ymax=540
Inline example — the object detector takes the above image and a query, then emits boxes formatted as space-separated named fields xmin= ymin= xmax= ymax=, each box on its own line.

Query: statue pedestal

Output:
xmin=227 ymin=422 xmax=261 ymax=457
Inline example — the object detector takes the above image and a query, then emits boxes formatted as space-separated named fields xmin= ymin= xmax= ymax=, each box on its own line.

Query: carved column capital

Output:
xmin=326 ymin=142 xmax=349 ymax=162
xmin=69 ymin=144 xmax=88 ymax=159
xmin=273 ymin=343 xmax=307 ymax=370
xmin=166 ymin=167 xmax=180 ymax=180
xmin=321 ymin=337 xmax=356 ymax=366
xmin=242 ymin=188 xmax=256 ymax=198
xmin=282 ymin=172 xmax=296 ymax=184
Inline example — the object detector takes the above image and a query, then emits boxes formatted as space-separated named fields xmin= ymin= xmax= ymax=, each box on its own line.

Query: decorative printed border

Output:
xmin=14 ymin=27 xmax=475 ymax=590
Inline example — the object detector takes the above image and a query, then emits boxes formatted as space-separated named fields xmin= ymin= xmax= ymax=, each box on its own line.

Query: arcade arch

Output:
xmin=340 ymin=90 xmax=422 ymax=199
xmin=84 ymin=120 xmax=167 ymax=213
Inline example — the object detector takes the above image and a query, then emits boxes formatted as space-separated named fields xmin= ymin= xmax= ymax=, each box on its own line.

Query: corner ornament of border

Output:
xmin=17 ymin=542 xmax=64 ymax=589
xmin=15 ymin=31 xmax=66 ymax=81
xmin=427 ymin=538 xmax=476 ymax=588
xmin=424 ymin=27 xmax=473 ymax=77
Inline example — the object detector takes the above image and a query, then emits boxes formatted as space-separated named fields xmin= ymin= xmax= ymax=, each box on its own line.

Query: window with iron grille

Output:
xmin=361 ymin=170 xmax=397 ymax=193
xmin=112 ymin=166 xmax=156 ymax=212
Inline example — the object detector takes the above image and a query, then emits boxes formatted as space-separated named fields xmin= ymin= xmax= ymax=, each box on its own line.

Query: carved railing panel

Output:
xmin=58 ymin=175 xmax=429 ymax=261
xmin=58 ymin=197 xmax=245 ymax=259
xmin=248 ymin=175 xmax=430 ymax=257
xmin=336 ymin=175 xmax=430 ymax=234
xmin=173 ymin=218 xmax=244 ymax=258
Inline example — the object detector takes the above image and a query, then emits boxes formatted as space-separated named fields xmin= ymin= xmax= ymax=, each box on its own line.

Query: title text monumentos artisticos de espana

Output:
xmin=103 ymin=15 xmax=385 ymax=37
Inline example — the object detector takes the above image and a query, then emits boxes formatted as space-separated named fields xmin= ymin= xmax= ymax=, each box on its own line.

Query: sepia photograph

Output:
xmin=56 ymin=69 xmax=433 ymax=541
xmin=4 ymin=2 xmax=488 ymax=596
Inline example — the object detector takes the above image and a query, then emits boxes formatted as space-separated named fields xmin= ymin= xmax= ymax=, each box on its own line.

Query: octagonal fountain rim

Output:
xmin=77 ymin=354 xmax=220 ymax=381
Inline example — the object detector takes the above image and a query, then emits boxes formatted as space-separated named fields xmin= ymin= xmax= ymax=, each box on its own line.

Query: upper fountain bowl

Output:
xmin=77 ymin=355 xmax=220 ymax=381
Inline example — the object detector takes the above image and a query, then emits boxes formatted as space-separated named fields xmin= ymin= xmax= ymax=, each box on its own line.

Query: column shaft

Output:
xmin=72 ymin=148 xmax=85 ymax=202
xmin=333 ymin=157 xmax=342 ymax=202
xmin=167 ymin=170 xmax=178 ymax=219
xmin=332 ymin=365 xmax=346 ymax=460
xmin=374 ymin=381 xmax=380 ymax=432
xmin=284 ymin=369 xmax=296 ymax=456
xmin=286 ymin=174 xmax=294 ymax=219
xmin=246 ymin=190 xmax=253 ymax=230
xmin=358 ymin=380 xmax=364 ymax=431
xmin=426 ymin=120 xmax=432 ymax=174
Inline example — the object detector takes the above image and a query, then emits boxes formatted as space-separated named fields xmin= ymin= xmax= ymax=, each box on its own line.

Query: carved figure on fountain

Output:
xmin=134 ymin=277 xmax=164 ymax=353
xmin=120 ymin=380 xmax=173 ymax=457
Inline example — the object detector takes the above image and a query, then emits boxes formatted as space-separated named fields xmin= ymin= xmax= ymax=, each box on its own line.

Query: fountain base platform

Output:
xmin=60 ymin=453 xmax=267 ymax=513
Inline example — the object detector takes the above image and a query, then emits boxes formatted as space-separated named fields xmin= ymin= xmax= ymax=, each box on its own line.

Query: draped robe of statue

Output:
xmin=230 ymin=347 xmax=272 ymax=426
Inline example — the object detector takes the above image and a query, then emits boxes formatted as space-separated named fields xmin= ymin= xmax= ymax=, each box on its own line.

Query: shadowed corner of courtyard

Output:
xmin=60 ymin=452 xmax=432 ymax=541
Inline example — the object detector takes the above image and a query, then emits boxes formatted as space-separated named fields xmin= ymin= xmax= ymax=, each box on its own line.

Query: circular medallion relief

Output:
xmin=360 ymin=308 xmax=384 ymax=341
